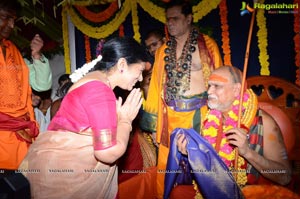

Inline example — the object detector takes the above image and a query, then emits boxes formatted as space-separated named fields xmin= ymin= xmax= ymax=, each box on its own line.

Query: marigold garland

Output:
xmin=74 ymin=1 xmax=118 ymax=23
xmin=119 ymin=24 xmax=124 ymax=37
xmin=66 ymin=0 xmax=131 ymax=39
xmin=131 ymin=0 xmax=141 ymax=42
xmin=294 ymin=0 xmax=300 ymax=86
xmin=60 ymin=0 xmax=115 ymax=6
xmin=62 ymin=0 xmax=223 ymax=73
xmin=137 ymin=0 xmax=221 ymax=24
xmin=137 ymin=0 xmax=166 ymax=23
xmin=256 ymin=0 xmax=270 ymax=76
xmin=84 ymin=35 xmax=91 ymax=62
xmin=219 ymin=0 xmax=232 ymax=66
xmin=62 ymin=7 xmax=71 ymax=74
xmin=201 ymin=89 xmax=258 ymax=186
xmin=193 ymin=0 xmax=221 ymax=22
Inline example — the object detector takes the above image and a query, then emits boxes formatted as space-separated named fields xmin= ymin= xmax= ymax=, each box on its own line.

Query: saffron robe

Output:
xmin=141 ymin=34 xmax=223 ymax=198
xmin=0 ymin=39 xmax=50 ymax=169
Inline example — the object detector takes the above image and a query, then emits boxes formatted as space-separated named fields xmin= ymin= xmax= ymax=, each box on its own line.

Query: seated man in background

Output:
xmin=51 ymin=74 xmax=72 ymax=119
xmin=141 ymin=29 xmax=165 ymax=99
xmin=170 ymin=66 xmax=293 ymax=199
xmin=144 ymin=29 xmax=166 ymax=57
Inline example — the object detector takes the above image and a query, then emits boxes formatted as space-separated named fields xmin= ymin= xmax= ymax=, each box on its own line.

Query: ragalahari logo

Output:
xmin=240 ymin=1 xmax=255 ymax=16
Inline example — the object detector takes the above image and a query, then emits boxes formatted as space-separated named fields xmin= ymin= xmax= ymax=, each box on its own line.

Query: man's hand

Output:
xmin=225 ymin=128 xmax=250 ymax=156
xmin=177 ymin=133 xmax=188 ymax=155
xmin=31 ymin=34 xmax=44 ymax=60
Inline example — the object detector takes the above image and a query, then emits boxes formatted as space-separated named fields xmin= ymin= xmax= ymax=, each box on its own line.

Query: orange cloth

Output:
xmin=118 ymin=166 xmax=157 ymax=199
xmin=0 ymin=39 xmax=36 ymax=169
xmin=118 ymin=129 xmax=144 ymax=183
xmin=169 ymin=184 xmax=300 ymax=199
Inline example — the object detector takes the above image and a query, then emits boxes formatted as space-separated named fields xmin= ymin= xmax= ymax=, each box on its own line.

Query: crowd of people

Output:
xmin=0 ymin=0 xmax=299 ymax=198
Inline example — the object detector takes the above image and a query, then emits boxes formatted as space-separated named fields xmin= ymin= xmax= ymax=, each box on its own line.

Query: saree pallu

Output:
xmin=19 ymin=130 xmax=118 ymax=199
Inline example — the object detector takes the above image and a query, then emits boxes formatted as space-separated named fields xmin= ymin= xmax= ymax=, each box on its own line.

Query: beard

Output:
xmin=207 ymin=95 xmax=219 ymax=110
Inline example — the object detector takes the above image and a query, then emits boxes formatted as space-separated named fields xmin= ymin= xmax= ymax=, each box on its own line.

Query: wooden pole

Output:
xmin=234 ymin=8 xmax=256 ymax=179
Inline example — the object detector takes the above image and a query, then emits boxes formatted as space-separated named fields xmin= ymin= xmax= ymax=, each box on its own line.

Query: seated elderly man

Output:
xmin=165 ymin=66 xmax=292 ymax=199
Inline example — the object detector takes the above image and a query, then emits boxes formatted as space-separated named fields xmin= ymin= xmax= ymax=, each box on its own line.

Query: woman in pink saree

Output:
xmin=19 ymin=37 xmax=149 ymax=199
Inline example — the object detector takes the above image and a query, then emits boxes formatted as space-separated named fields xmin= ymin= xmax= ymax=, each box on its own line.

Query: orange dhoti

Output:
xmin=0 ymin=39 xmax=37 ymax=170
xmin=156 ymin=106 xmax=203 ymax=198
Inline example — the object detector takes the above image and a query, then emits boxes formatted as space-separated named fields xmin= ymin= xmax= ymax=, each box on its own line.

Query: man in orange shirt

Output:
xmin=0 ymin=0 xmax=52 ymax=170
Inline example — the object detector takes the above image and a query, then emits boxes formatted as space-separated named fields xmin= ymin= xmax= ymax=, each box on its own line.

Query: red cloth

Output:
xmin=0 ymin=112 xmax=38 ymax=143
xmin=118 ymin=129 xmax=144 ymax=183
xmin=118 ymin=166 xmax=157 ymax=199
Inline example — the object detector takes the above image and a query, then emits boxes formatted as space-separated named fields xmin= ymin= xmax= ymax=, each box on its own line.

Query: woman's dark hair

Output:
xmin=166 ymin=0 xmax=192 ymax=16
xmin=93 ymin=37 xmax=149 ymax=71
xmin=0 ymin=0 xmax=22 ymax=14
xmin=57 ymin=81 xmax=73 ymax=99
xmin=58 ymin=74 xmax=70 ymax=86
xmin=145 ymin=29 xmax=165 ymax=41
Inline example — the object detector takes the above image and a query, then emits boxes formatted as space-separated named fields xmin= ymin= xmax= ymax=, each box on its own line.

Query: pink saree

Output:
xmin=19 ymin=81 xmax=118 ymax=199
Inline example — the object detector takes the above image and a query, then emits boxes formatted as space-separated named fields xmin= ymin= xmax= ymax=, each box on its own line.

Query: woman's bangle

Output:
xmin=118 ymin=120 xmax=132 ymax=132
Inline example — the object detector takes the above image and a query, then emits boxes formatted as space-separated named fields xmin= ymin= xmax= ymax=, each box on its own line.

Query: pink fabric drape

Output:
xmin=48 ymin=80 xmax=117 ymax=149
xmin=19 ymin=81 xmax=119 ymax=198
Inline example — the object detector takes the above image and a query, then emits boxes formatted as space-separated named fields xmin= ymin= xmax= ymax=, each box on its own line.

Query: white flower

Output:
xmin=70 ymin=55 xmax=103 ymax=83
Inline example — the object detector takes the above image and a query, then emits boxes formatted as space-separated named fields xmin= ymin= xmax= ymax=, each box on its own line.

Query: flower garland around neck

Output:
xmin=70 ymin=55 xmax=102 ymax=83
xmin=201 ymin=89 xmax=258 ymax=186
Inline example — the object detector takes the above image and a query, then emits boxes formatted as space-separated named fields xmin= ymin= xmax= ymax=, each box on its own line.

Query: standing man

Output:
xmin=0 ymin=0 xmax=52 ymax=170
xmin=140 ymin=0 xmax=223 ymax=198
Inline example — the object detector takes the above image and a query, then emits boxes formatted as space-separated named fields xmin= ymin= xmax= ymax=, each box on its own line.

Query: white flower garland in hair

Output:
xmin=70 ymin=55 xmax=103 ymax=83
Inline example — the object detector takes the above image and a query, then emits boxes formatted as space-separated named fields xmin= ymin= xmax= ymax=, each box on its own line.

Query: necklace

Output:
xmin=164 ymin=28 xmax=198 ymax=102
